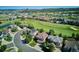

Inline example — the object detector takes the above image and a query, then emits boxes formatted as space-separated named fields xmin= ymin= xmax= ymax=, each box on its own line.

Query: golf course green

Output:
xmin=21 ymin=19 xmax=79 ymax=36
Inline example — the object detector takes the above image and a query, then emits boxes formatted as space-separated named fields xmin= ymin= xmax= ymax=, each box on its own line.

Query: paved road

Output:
xmin=14 ymin=30 xmax=41 ymax=52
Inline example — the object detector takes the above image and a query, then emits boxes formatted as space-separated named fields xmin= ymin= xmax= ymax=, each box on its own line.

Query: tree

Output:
xmin=0 ymin=45 xmax=7 ymax=52
xmin=61 ymin=38 xmax=66 ymax=52
xmin=59 ymin=33 xmax=62 ymax=37
xmin=4 ymin=34 xmax=12 ymax=42
xmin=75 ymin=33 xmax=79 ymax=41
xmin=0 ymin=21 xmax=2 ymax=24
xmin=49 ymin=43 xmax=56 ymax=52
xmin=11 ymin=27 xmax=18 ymax=32
xmin=27 ymin=24 xmax=34 ymax=29
xmin=14 ymin=21 xmax=21 ymax=26
xmin=40 ymin=42 xmax=50 ymax=52
xmin=48 ymin=29 xmax=55 ymax=35
xmin=37 ymin=28 xmax=44 ymax=33
xmin=21 ymin=16 xmax=25 ymax=20
xmin=40 ymin=40 xmax=56 ymax=52
xmin=0 ymin=41 xmax=2 ymax=45
xmin=19 ymin=24 xmax=28 ymax=29
xmin=25 ymin=34 xmax=32 ymax=43
xmin=72 ymin=33 xmax=75 ymax=38
xmin=63 ymin=35 xmax=67 ymax=40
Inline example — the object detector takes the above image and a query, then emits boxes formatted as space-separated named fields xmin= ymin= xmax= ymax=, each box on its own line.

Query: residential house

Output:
xmin=9 ymin=16 xmax=17 ymax=20
xmin=48 ymin=35 xmax=63 ymax=48
xmin=38 ymin=16 xmax=49 ymax=21
xmin=10 ymin=24 xmax=17 ymax=29
xmin=23 ymin=27 xmax=31 ymax=33
xmin=63 ymin=39 xmax=79 ymax=52
xmin=35 ymin=32 xmax=48 ymax=43
xmin=29 ymin=29 xmax=38 ymax=38
xmin=21 ymin=27 xmax=31 ymax=37
xmin=3 ymin=29 xmax=10 ymax=36
xmin=17 ymin=13 xmax=28 ymax=19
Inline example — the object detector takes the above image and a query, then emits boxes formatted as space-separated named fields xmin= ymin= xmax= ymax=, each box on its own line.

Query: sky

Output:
xmin=0 ymin=6 xmax=78 ymax=9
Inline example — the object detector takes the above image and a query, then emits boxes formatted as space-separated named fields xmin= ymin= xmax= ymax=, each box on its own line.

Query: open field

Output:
xmin=21 ymin=19 xmax=79 ymax=36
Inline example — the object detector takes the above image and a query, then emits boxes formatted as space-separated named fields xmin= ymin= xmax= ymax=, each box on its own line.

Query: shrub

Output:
xmin=37 ymin=29 xmax=44 ymax=33
xmin=0 ymin=45 xmax=7 ymax=52
xmin=27 ymin=24 xmax=34 ymax=29
xmin=25 ymin=34 xmax=32 ymax=43
xmin=11 ymin=27 xmax=18 ymax=32
xmin=75 ymin=33 xmax=79 ymax=41
xmin=72 ymin=33 xmax=75 ymax=38
xmin=14 ymin=21 xmax=21 ymax=26
xmin=48 ymin=29 xmax=55 ymax=35
xmin=0 ymin=41 xmax=2 ymax=45
xmin=4 ymin=34 xmax=12 ymax=42
xmin=59 ymin=33 xmax=62 ymax=37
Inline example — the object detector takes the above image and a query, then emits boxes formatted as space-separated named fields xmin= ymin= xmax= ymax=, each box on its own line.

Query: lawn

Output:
xmin=29 ymin=39 xmax=36 ymax=47
xmin=21 ymin=19 xmax=79 ymax=36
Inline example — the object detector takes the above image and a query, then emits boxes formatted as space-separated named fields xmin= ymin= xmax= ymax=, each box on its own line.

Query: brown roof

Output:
xmin=3 ymin=29 xmax=9 ymax=33
xmin=36 ymin=32 xmax=48 ymax=41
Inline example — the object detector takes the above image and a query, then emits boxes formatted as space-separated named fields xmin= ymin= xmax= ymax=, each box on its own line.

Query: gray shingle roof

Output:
xmin=48 ymin=35 xmax=63 ymax=44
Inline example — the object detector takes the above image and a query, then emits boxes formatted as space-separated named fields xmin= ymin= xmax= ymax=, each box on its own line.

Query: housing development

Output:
xmin=0 ymin=6 xmax=79 ymax=52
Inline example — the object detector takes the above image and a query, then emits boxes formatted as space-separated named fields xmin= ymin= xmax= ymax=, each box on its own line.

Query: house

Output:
xmin=35 ymin=32 xmax=48 ymax=43
xmin=63 ymin=40 xmax=79 ymax=52
xmin=23 ymin=27 xmax=31 ymax=33
xmin=10 ymin=24 xmax=17 ymax=29
xmin=3 ymin=29 xmax=10 ymax=35
xmin=8 ymin=16 xmax=17 ymax=20
xmin=22 ymin=27 xmax=31 ymax=36
xmin=29 ymin=29 xmax=38 ymax=38
xmin=38 ymin=16 xmax=49 ymax=21
xmin=48 ymin=35 xmax=63 ymax=48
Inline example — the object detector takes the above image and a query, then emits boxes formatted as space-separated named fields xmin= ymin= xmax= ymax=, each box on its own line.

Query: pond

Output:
xmin=0 ymin=23 xmax=11 ymax=28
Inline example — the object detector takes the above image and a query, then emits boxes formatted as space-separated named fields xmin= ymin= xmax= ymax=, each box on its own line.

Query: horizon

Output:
xmin=0 ymin=6 xmax=79 ymax=9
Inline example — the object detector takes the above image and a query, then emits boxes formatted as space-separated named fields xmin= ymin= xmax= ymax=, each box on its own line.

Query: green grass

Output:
xmin=0 ymin=19 xmax=20 ymax=31
xmin=1 ymin=19 xmax=79 ymax=36
xmin=21 ymin=19 xmax=79 ymax=36
xmin=29 ymin=39 xmax=36 ymax=47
